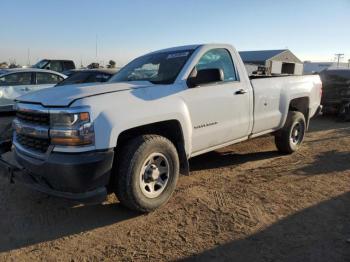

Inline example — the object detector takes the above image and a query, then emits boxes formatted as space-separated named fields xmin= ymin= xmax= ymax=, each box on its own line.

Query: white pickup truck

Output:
xmin=0 ymin=44 xmax=322 ymax=212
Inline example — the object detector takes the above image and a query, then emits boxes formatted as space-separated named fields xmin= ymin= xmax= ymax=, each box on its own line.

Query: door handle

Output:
xmin=235 ymin=89 xmax=247 ymax=95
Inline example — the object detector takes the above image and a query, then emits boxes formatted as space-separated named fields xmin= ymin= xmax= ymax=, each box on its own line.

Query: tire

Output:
xmin=275 ymin=111 xmax=306 ymax=154
xmin=114 ymin=135 xmax=179 ymax=212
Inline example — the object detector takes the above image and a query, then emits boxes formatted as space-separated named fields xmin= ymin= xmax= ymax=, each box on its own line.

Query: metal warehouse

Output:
xmin=239 ymin=49 xmax=303 ymax=75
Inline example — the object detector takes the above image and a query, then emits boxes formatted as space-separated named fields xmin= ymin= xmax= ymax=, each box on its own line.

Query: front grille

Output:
xmin=14 ymin=105 xmax=51 ymax=154
xmin=16 ymin=111 xmax=50 ymax=126
xmin=15 ymin=109 xmax=50 ymax=153
xmin=16 ymin=134 xmax=50 ymax=153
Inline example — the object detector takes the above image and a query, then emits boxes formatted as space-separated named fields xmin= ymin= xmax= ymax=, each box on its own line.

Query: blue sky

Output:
xmin=1 ymin=0 xmax=349 ymax=66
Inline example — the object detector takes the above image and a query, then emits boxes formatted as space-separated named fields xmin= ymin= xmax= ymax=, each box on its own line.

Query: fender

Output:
xmin=72 ymin=84 xmax=194 ymax=156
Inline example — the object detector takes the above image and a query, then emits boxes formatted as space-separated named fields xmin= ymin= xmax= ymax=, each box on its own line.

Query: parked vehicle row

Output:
xmin=57 ymin=69 xmax=117 ymax=86
xmin=0 ymin=43 xmax=322 ymax=212
xmin=0 ymin=68 xmax=119 ymax=112
xmin=0 ymin=69 xmax=66 ymax=112
xmin=319 ymin=68 xmax=350 ymax=121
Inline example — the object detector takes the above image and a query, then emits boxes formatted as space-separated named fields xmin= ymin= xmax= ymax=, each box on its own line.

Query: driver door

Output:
xmin=181 ymin=48 xmax=251 ymax=154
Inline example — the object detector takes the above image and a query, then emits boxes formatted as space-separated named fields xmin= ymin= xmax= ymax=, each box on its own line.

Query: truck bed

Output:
xmin=250 ymin=75 xmax=322 ymax=135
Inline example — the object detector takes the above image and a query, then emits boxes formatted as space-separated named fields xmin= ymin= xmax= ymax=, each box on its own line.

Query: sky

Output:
xmin=1 ymin=0 xmax=349 ymax=67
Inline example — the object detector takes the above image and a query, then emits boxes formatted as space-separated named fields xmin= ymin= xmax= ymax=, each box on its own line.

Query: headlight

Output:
xmin=49 ymin=111 xmax=95 ymax=146
xmin=50 ymin=112 xmax=90 ymax=127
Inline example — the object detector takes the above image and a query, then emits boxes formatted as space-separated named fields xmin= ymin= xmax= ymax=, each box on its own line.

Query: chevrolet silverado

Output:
xmin=0 ymin=44 xmax=322 ymax=212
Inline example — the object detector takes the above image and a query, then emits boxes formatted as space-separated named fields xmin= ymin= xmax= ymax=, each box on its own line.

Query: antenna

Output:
xmin=334 ymin=53 xmax=344 ymax=68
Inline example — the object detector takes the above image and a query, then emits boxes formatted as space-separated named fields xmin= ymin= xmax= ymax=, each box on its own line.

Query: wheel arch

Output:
xmin=288 ymin=97 xmax=310 ymax=128
xmin=279 ymin=96 xmax=310 ymax=130
xmin=115 ymin=120 xmax=190 ymax=177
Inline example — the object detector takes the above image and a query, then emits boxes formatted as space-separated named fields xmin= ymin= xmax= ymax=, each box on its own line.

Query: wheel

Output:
xmin=114 ymin=135 xmax=179 ymax=212
xmin=275 ymin=111 xmax=306 ymax=154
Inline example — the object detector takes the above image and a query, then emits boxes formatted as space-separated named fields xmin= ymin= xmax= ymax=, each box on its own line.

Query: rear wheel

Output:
xmin=114 ymin=135 xmax=179 ymax=212
xmin=275 ymin=111 xmax=306 ymax=154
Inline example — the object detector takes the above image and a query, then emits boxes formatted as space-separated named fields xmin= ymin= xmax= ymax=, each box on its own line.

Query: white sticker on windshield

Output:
xmin=167 ymin=52 xmax=190 ymax=59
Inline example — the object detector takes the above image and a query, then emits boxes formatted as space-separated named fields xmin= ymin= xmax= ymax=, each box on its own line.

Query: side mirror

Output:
xmin=187 ymin=68 xmax=224 ymax=88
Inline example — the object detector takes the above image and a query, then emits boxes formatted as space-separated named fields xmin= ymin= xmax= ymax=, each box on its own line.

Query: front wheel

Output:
xmin=275 ymin=111 xmax=306 ymax=154
xmin=114 ymin=135 xmax=179 ymax=212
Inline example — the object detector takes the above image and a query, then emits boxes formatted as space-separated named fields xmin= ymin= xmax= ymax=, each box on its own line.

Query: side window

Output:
xmin=47 ymin=61 xmax=63 ymax=72
xmin=63 ymin=61 xmax=75 ymax=70
xmin=36 ymin=73 xmax=62 ymax=84
xmin=95 ymin=73 xmax=112 ymax=82
xmin=0 ymin=73 xmax=32 ymax=86
xmin=196 ymin=49 xmax=237 ymax=82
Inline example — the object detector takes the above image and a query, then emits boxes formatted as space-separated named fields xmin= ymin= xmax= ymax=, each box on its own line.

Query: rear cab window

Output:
xmin=63 ymin=61 xmax=75 ymax=70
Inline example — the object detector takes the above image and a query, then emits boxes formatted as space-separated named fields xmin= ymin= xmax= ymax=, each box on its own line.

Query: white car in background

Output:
xmin=0 ymin=68 xmax=66 ymax=112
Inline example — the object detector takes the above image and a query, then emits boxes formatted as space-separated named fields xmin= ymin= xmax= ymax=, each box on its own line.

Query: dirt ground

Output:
xmin=0 ymin=116 xmax=349 ymax=262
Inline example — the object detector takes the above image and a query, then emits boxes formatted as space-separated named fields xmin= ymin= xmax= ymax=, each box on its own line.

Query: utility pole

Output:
xmin=334 ymin=53 xmax=344 ymax=68
xmin=27 ymin=48 xmax=31 ymax=66
xmin=95 ymin=34 xmax=98 ymax=61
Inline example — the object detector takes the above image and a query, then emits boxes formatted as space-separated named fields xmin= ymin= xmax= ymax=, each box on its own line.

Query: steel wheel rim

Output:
xmin=290 ymin=122 xmax=304 ymax=145
xmin=140 ymin=152 xmax=170 ymax=199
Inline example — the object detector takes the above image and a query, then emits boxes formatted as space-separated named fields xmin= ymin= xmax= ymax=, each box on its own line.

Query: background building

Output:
xmin=239 ymin=49 xmax=303 ymax=75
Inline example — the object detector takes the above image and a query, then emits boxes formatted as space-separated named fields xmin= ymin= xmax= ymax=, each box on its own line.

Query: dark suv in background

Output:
xmin=56 ymin=69 xmax=117 ymax=86
xmin=320 ymin=68 xmax=350 ymax=121
xmin=33 ymin=59 xmax=76 ymax=75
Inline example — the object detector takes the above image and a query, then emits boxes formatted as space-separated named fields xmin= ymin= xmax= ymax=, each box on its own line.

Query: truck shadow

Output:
xmin=189 ymin=150 xmax=279 ymax=172
xmin=179 ymin=191 xmax=350 ymax=262
xmin=0 ymin=185 xmax=140 ymax=253
xmin=308 ymin=116 xmax=350 ymax=133
xmin=296 ymin=150 xmax=350 ymax=176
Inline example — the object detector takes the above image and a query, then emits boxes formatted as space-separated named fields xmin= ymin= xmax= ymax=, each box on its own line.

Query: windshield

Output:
xmin=33 ymin=59 xmax=49 ymax=69
xmin=109 ymin=50 xmax=193 ymax=84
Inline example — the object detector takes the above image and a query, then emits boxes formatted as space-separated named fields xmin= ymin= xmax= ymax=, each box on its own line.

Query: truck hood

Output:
xmin=16 ymin=81 xmax=152 ymax=107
